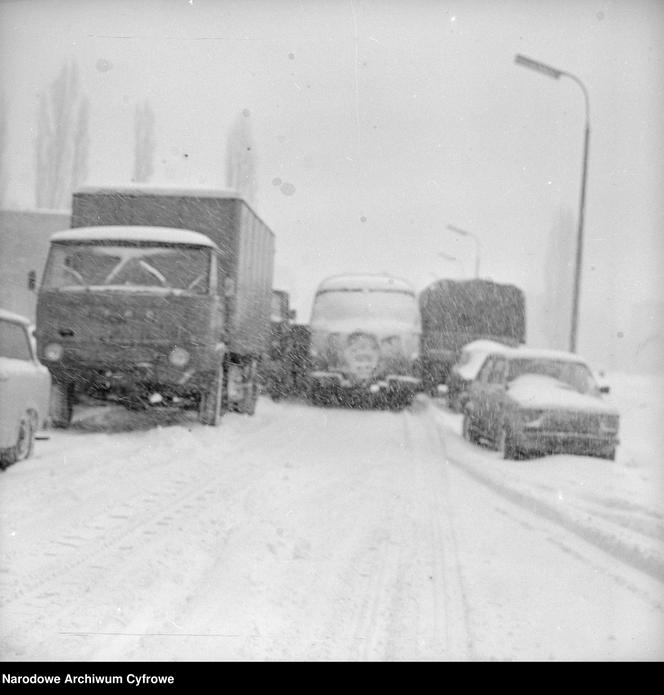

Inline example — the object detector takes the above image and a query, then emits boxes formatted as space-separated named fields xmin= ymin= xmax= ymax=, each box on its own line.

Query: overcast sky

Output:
xmin=1 ymin=0 xmax=663 ymax=363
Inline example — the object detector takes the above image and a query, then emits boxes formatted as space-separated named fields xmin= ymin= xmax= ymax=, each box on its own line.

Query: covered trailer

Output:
xmin=36 ymin=185 xmax=274 ymax=426
xmin=419 ymin=278 xmax=526 ymax=392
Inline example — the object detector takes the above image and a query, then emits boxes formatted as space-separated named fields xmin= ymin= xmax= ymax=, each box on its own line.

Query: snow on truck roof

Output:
xmin=49 ymin=226 xmax=219 ymax=248
xmin=316 ymin=274 xmax=416 ymax=294
xmin=75 ymin=184 xmax=242 ymax=199
xmin=0 ymin=308 xmax=31 ymax=325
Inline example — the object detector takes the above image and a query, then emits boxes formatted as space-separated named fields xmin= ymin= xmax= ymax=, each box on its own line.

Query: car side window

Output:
xmin=458 ymin=349 xmax=472 ymax=366
xmin=0 ymin=320 xmax=32 ymax=361
xmin=477 ymin=357 xmax=495 ymax=384
xmin=488 ymin=358 xmax=507 ymax=384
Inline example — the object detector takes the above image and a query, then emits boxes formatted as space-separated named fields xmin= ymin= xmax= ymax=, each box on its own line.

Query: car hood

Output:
xmin=0 ymin=356 xmax=49 ymax=378
xmin=507 ymin=374 xmax=618 ymax=414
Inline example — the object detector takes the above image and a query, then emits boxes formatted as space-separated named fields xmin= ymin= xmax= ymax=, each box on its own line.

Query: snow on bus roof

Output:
xmin=75 ymin=184 xmax=242 ymax=199
xmin=316 ymin=273 xmax=416 ymax=294
xmin=50 ymin=226 xmax=218 ymax=248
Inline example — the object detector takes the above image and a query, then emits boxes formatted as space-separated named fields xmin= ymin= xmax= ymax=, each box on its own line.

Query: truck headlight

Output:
xmin=169 ymin=347 xmax=190 ymax=368
xmin=521 ymin=409 xmax=544 ymax=428
xmin=44 ymin=342 xmax=64 ymax=361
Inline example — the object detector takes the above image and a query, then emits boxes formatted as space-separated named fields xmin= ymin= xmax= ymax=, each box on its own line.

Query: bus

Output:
xmin=308 ymin=274 xmax=422 ymax=409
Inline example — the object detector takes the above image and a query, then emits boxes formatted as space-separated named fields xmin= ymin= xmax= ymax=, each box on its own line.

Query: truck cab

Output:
xmin=36 ymin=226 xmax=228 ymax=425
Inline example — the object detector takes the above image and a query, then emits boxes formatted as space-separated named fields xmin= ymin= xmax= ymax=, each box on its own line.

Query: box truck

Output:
xmin=35 ymin=185 xmax=274 ymax=426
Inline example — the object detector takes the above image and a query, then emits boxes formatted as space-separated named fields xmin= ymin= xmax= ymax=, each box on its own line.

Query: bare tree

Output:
xmin=71 ymin=96 xmax=90 ymax=193
xmin=133 ymin=100 xmax=155 ymax=183
xmin=0 ymin=92 xmax=7 ymax=206
xmin=35 ymin=61 xmax=89 ymax=209
xmin=226 ymin=110 xmax=257 ymax=204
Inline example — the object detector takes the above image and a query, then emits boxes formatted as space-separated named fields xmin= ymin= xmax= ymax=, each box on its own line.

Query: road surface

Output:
xmin=1 ymin=396 xmax=662 ymax=661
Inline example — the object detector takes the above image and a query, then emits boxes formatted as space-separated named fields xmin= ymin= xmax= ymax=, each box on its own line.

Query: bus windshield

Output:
xmin=311 ymin=289 xmax=419 ymax=326
xmin=42 ymin=242 xmax=211 ymax=293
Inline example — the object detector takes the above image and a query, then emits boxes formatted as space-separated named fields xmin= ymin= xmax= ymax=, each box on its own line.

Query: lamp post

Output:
xmin=446 ymin=224 xmax=480 ymax=278
xmin=515 ymin=53 xmax=590 ymax=354
xmin=437 ymin=251 xmax=465 ymax=277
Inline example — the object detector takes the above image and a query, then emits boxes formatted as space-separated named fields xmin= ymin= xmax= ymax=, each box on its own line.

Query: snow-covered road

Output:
xmin=1 ymin=380 xmax=663 ymax=661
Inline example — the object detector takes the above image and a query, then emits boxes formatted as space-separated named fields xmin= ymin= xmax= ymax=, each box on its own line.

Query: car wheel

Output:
xmin=1 ymin=413 xmax=35 ymax=466
xmin=462 ymin=413 xmax=476 ymax=443
xmin=309 ymin=385 xmax=328 ymax=407
xmin=496 ymin=425 xmax=518 ymax=459
xmin=599 ymin=446 xmax=616 ymax=461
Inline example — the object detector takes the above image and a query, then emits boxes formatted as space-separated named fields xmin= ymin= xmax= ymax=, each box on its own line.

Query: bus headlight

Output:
xmin=44 ymin=342 xmax=64 ymax=361
xmin=169 ymin=347 xmax=190 ymax=368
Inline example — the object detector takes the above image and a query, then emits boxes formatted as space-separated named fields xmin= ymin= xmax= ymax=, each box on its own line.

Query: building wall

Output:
xmin=0 ymin=209 xmax=71 ymax=322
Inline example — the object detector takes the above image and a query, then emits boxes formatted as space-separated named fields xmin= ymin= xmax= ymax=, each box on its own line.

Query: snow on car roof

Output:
xmin=75 ymin=184 xmax=242 ymax=199
xmin=508 ymin=346 xmax=590 ymax=365
xmin=316 ymin=273 xmax=416 ymax=294
xmin=49 ymin=226 xmax=219 ymax=248
xmin=461 ymin=339 xmax=511 ymax=353
xmin=0 ymin=308 xmax=31 ymax=325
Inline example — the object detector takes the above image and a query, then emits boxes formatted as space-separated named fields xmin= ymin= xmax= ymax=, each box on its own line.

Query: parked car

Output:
xmin=461 ymin=347 xmax=620 ymax=460
xmin=0 ymin=309 xmax=51 ymax=467
xmin=446 ymin=339 xmax=510 ymax=412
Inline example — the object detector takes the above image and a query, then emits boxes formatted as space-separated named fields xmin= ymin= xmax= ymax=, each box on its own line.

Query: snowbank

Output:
xmin=431 ymin=371 xmax=664 ymax=583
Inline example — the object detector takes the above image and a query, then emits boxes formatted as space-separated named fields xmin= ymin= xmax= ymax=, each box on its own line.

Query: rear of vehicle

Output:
xmin=36 ymin=227 xmax=226 ymax=425
xmin=463 ymin=348 xmax=620 ymax=460
xmin=420 ymin=279 xmax=526 ymax=393
xmin=308 ymin=274 xmax=422 ymax=409
xmin=0 ymin=310 xmax=51 ymax=466
xmin=262 ymin=290 xmax=294 ymax=400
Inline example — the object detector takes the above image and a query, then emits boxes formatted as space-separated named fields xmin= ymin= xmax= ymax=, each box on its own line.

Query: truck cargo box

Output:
xmin=71 ymin=185 xmax=275 ymax=357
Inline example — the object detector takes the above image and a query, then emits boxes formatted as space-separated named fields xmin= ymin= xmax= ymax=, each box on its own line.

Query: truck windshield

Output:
xmin=311 ymin=289 xmax=419 ymax=326
xmin=42 ymin=242 xmax=211 ymax=293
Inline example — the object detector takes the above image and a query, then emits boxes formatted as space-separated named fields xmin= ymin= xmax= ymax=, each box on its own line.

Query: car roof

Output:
xmin=0 ymin=308 xmax=31 ymax=326
xmin=49 ymin=226 xmax=219 ymax=248
xmin=507 ymin=346 xmax=590 ymax=365
xmin=462 ymin=339 xmax=511 ymax=353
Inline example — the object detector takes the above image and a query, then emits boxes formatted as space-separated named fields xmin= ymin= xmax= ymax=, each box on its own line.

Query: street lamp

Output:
xmin=446 ymin=225 xmax=480 ymax=278
xmin=515 ymin=53 xmax=590 ymax=354
xmin=437 ymin=250 xmax=465 ymax=276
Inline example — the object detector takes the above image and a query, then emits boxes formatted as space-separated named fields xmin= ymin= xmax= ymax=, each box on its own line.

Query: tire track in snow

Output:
xmin=404 ymin=408 xmax=473 ymax=660
xmin=0 ymin=414 xmax=280 ymax=659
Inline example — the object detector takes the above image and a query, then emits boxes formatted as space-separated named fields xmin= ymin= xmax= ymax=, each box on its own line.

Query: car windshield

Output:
xmin=508 ymin=358 xmax=599 ymax=395
xmin=0 ymin=320 xmax=31 ymax=361
xmin=311 ymin=289 xmax=419 ymax=325
xmin=42 ymin=242 xmax=211 ymax=293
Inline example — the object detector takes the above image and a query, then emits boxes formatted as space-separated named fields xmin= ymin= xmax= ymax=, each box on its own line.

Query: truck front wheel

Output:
xmin=198 ymin=364 xmax=225 ymax=426
xmin=237 ymin=359 xmax=259 ymax=415
xmin=50 ymin=380 xmax=74 ymax=429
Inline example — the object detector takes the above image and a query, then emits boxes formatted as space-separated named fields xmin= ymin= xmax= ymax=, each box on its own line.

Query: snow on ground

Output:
xmin=432 ymin=371 xmax=664 ymax=583
xmin=0 ymin=372 xmax=662 ymax=661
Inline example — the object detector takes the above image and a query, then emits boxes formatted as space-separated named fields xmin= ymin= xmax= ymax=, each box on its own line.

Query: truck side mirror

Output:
xmin=288 ymin=309 xmax=297 ymax=321
xmin=28 ymin=270 xmax=37 ymax=292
